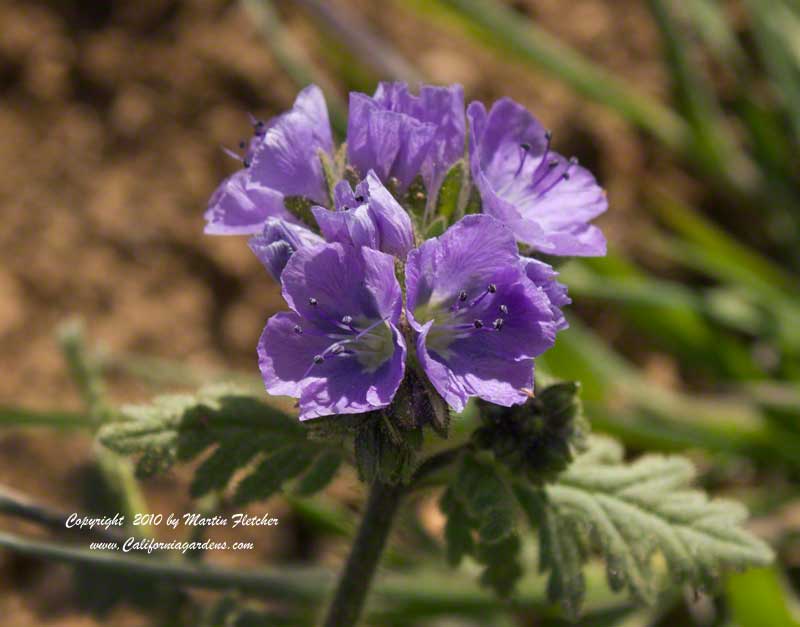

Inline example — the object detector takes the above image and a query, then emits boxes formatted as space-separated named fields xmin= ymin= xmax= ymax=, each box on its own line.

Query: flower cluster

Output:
xmin=206 ymin=83 xmax=606 ymax=421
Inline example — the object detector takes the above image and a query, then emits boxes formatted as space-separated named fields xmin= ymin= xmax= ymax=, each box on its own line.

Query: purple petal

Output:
xmin=468 ymin=98 xmax=607 ymax=256
xmin=311 ymin=172 xmax=413 ymax=258
xmin=372 ymin=82 xmax=465 ymax=193
xmin=405 ymin=214 xmax=521 ymax=329
xmin=347 ymin=93 xmax=436 ymax=191
xmin=296 ymin=325 xmax=406 ymax=420
xmin=258 ymin=312 xmax=407 ymax=420
xmin=363 ymin=171 xmax=414 ymax=258
xmin=311 ymin=204 xmax=379 ymax=251
xmin=204 ymin=171 xmax=292 ymax=235
xmin=249 ymin=85 xmax=334 ymax=205
xmin=248 ymin=218 xmax=324 ymax=281
xmin=522 ymin=257 xmax=571 ymax=331
xmin=280 ymin=243 xmax=402 ymax=328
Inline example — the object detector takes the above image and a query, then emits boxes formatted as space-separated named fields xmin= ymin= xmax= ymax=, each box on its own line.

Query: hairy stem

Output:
xmin=322 ymin=479 xmax=404 ymax=627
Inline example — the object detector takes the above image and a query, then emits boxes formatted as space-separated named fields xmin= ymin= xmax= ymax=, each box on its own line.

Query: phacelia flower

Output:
xmin=312 ymin=172 xmax=414 ymax=259
xmin=347 ymin=90 xmax=437 ymax=192
xmin=467 ymin=98 xmax=607 ymax=256
xmin=370 ymin=82 xmax=465 ymax=196
xmin=258 ymin=243 xmax=406 ymax=420
xmin=406 ymin=214 xmax=563 ymax=412
xmin=205 ymin=85 xmax=334 ymax=235
xmin=248 ymin=218 xmax=324 ymax=281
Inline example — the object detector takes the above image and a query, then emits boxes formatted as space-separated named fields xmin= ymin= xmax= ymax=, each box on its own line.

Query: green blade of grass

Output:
xmin=646 ymin=0 xmax=753 ymax=183
xmin=0 ymin=406 xmax=93 ymax=430
xmin=411 ymin=0 xmax=689 ymax=154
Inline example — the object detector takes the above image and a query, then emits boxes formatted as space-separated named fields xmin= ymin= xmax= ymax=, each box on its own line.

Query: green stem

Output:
xmin=58 ymin=321 xmax=149 ymax=526
xmin=0 ymin=529 xmax=623 ymax=620
xmin=322 ymin=480 xmax=404 ymax=627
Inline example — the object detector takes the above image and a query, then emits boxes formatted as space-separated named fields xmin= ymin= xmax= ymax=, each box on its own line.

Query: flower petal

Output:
xmin=249 ymin=85 xmax=334 ymax=205
xmin=372 ymin=82 xmax=465 ymax=193
xmin=468 ymin=98 xmax=607 ymax=256
xmin=405 ymin=214 xmax=520 ymax=328
xmin=364 ymin=171 xmax=414 ymax=258
xmin=248 ymin=218 xmax=324 ymax=281
xmin=280 ymin=243 xmax=402 ymax=330
xmin=204 ymin=171 xmax=291 ymax=235
xmin=347 ymin=93 xmax=436 ymax=191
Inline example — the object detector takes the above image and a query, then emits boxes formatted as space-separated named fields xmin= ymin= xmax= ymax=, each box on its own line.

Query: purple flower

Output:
xmin=372 ymin=82 xmax=465 ymax=195
xmin=258 ymin=243 xmax=406 ymax=420
xmin=311 ymin=171 xmax=414 ymax=258
xmin=205 ymin=85 xmax=334 ymax=235
xmin=405 ymin=214 xmax=563 ymax=412
xmin=248 ymin=218 xmax=324 ymax=281
xmin=467 ymin=98 xmax=607 ymax=256
xmin=347 ymin=91 xmax=437 ymax=192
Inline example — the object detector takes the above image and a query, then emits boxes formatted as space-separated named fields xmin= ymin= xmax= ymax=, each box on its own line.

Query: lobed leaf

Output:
xmin=98 ymin=386 xmax=342 ymax=503
xmin=516 ymin=436 xmax=774 ymax=616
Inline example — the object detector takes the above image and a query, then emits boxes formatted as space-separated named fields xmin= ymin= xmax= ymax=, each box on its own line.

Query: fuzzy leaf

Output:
xmin=283 ymin=196 xmax=319 ymax=231
xmin=440 ymin=452 xmax=523 ymax=597
xmin=98 ymin=386 xmax=341 ymax=502
xmin=516 ymin=436 xmax=774 ymax=616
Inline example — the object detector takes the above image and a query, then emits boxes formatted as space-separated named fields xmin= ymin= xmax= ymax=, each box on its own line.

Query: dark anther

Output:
xmin=342 ymin=315 xmax=353 ymax=325
xmin=548 ymin=158 xmax=559 ymax=168
xmin=239 ymin=140 xmax=246 ymax=149
xmin=243 ymin=159 xmax=251 ymax=168
xmin=293 ymin=325 xmax=303 ymax=334
xmin=544 ymin=130 xmax=553 ymax=141
xmin=520 ymin=142 xmax=531 ymax=151
xmin=499 ymin=304 xmax=509 ymax=315
xmin=355 ymin=195 xmax=365 ymax=202
xmin=569 ymin=156 xmax=579 ymax=165
xmin=313 ymin=355 xmax=324 ymax=364
xmin=493 ymin=318 xmax=504 ymax=330
xmin=309 ymin=297 xmax=318 ymax=306
xmin=487 ymin=284 xmax=497 ymax=293
xmin=459 ymin=290 xmax=468 ymax=302
xmin=342 ymin=205 xmax=349 ymax=211
xmin=562 ymin=172 xmax=571 ymax=180
xmin=473 ymin=319 xmax=484 ymax=329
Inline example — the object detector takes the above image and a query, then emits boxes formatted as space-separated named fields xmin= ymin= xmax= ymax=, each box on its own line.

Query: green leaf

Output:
xmin=98 ymin=386 xmax=341 ymax=503
xmin=516 ymin=436 xmax=774 ymax=615
xmin=292 ymin=449 xmax=343 ymax=496
xmin=435 ymin=160 xmax=466 ymax=222
xmin=440 ymin=487 xmax=474 ymax=566
xmin=403 ymin=174 xmax=428 ymax=220
xmin=233 ymin=444 xmax=316 ymax=505
xmin=440 ymin=452 xmax=523 ymax=597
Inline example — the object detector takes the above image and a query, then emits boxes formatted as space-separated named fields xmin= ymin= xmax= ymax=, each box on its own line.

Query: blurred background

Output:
xmin=0 ymin=0 xmax=799 ymax=625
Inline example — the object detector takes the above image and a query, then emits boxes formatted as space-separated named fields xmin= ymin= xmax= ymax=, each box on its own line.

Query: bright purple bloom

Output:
xmin=405 ymin=215 xmax=563 ymax=412
xmin=346 ymin=91 xmax=437 ymax=192
xmin=258 ymin=243 xmax=406 ymax=420
xmin=467 ymin=99 xmax=607 ymax=256
xmin=371 ymin=82 xmax=465 ymax=195
xmin=248 ymin=218 xmax=324 ymax=281
xmin=311 ymin=171 xmax=414 ymax=258
xmin=205 ymin=85 xmax=334 ymax=235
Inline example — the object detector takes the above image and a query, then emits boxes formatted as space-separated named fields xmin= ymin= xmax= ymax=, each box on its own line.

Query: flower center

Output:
xmin=415 ymin=285 xmax=508 ymax=357
xmin=299 ymin=308 xmax=396 ymax=377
